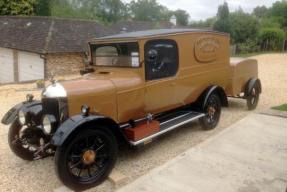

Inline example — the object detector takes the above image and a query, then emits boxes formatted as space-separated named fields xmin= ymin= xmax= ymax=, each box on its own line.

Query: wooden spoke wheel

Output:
xmin=199 ymin=94 xmax=222 ymax=130
xmin=55 ymin=128 xmax=118 ymax=191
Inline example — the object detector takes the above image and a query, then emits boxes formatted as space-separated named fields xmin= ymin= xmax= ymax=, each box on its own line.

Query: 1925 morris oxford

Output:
xmin=1 ymin=29 xmax=261 ymax=190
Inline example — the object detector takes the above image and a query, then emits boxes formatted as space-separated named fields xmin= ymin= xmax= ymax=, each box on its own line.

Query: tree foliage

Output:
xmin=0 ymin=0 xmax=38 ymax=15
xmin=190 ymin=17 xmax=216 ymax=28
xmin=268 ymin=0 xmax=287 ymax=29
xmin=128 ymin=0 xmax=170 ymax=22
xmin=253 ymin=6 xmax=268 ymax=18
xmin=35 ymin=0 xmax=51 ymax=16
xmin=96 ymin=0 xmax=127 ymax=23
xmin=259 ymin=28 xmax=285 ymax=51
xmin=229 ymin=10 xmax=259 ymax=44
xmin=213 ymin=2 xmax=231 ymax=33
xmin=171 ymin=9 xmax=190 ymax=26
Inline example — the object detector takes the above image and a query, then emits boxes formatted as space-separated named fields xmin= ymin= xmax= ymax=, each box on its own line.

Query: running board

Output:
xmin=129 ymin=111 xmax=205 ymax=146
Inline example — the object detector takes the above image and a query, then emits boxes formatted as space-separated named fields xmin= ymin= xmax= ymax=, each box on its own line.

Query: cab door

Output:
xmin=144 ymin=39 xmax=180 ymax=113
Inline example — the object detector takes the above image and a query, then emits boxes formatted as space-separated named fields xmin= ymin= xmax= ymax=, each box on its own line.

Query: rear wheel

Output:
xmin=199 ymin=94 xmax=222 ymax=130
xmin=55 ymin=128 xmax=118 ymax=191
xmin=246 ymin=83 xmax=260 ymax=110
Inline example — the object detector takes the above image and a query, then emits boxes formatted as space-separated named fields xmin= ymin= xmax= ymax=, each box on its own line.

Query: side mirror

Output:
xmin=147 ymin=49 xmax=158 ymax=62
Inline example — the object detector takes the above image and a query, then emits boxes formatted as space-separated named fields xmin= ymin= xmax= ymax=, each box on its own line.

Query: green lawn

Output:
xmin=272 ymin=104 xmax=287 ymax=112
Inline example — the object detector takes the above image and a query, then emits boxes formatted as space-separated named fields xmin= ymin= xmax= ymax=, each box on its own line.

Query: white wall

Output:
xmin=18 ymin=51 xmax=44 ymax=82
xmin=0 ymin=48 xmax=14 ymax=84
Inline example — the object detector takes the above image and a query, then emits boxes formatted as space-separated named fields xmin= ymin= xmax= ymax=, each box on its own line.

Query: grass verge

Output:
xmin=272 ymin=104 xmax=287 ymax=112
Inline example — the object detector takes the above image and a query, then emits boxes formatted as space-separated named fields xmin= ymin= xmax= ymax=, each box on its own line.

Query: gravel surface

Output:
xmin=0 ymin=53 xmax=286 ymax=192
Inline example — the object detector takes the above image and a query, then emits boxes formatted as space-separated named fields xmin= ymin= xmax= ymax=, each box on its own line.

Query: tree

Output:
xmin=213 ymin=2 xmax=231 ymax=33
xmin=190 ymin=17 xmax=216 ymax=28
xmin=96 ymin=0 xmax=127 ymax=23
xmin=229 ymin=11 xmax=259 ymax=44
xmin=259 ymin=28 xmax=285 ymax=51
xmin=129 ymin=0 xmax=170 ymax=21
xmin=268 ymin=0 xmax=287 ymax=29
xmin=260 ymin=17 xmax=281 ymax=29
xmin=50 ymin=0 xmax=83 ymax=19
xmin=49 ymin=0 xmax=128 ymax=23
xmin=172 ymin=9 xmax=190 ymax=26
xmin=253 ymin=5 xmax=268 ymax=18
xmin=35 ymin=0 xmax=51 ymax=16
xmin=0 ymin=0 xmax=38 ymax=15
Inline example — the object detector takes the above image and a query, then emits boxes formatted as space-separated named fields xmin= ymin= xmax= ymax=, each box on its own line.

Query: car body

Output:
xmin=1 ymin=29 xmax=261 ymax=190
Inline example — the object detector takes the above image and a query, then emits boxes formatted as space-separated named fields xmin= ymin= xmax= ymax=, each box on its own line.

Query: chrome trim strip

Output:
xmin=129 ymin=113 xmax=205 ymax=146
xmin=120 ymin=123 xmax=130 ymax=129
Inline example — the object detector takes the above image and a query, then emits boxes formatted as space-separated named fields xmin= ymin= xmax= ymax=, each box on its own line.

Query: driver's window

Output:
xmin=145 ymin=40 xmax=178 ymax=81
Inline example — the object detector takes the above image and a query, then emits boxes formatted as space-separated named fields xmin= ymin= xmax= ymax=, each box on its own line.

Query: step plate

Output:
xmin=129 ymin=111 xmax=205 ymax=146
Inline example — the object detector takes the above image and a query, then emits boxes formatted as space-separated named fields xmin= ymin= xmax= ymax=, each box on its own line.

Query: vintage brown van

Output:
xmin=1 ymin=29 xmax=261 ymax=190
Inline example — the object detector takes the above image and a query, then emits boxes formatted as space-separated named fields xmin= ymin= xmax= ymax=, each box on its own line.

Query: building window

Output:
xmin=145 ymin=39 xmax=179 ymax=80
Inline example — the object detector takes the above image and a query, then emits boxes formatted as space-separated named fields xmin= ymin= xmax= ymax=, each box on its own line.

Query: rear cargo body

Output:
xmin=227 ymin=58 xmax=258 ymax=96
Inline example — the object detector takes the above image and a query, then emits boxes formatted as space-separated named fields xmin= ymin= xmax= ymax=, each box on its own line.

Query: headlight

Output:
xmin=42 ymin=115 xmax=56 ymax=134
xmin=18 ymin=110 xmax=26 ymax=125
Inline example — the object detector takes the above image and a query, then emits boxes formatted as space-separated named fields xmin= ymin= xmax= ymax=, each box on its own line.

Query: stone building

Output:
xmin=0 ymin=16 xmax=113 ymax=84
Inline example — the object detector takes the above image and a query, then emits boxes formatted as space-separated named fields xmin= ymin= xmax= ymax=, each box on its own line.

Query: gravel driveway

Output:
xmin=0 ymin=53 xmax=286 ymax=192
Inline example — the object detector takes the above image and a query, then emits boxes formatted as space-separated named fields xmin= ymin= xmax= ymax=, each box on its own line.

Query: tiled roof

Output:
xmin=110 ymin=21 xmax=174 ymax=33
xmin=0 ymin=16 xmax=113 ymax=53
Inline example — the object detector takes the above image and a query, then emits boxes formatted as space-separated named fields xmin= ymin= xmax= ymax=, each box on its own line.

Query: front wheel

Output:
xmin=8 ymin=121 xmax=38 ymax=161
xmin=55 ymin=128 xmax=118 ymax=191
xmin=199 ymin=94 xmax=222 ymax=130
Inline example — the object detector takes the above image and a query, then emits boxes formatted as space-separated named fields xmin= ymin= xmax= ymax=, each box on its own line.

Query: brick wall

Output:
xmin=45 ymin=53 xmax=85 ymax=76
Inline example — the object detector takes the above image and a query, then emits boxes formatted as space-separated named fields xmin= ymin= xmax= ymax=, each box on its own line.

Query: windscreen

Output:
xmin=91 ymin=42 xmax=140 ymax=68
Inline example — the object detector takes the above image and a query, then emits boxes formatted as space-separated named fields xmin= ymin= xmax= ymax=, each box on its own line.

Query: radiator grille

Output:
xmin=42 ymin=98 xmax=68 ymax=123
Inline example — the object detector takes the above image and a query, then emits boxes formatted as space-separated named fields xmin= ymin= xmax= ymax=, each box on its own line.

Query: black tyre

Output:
xmin=55 ymin=128 xmax=118 ymax=191
xmin=199 ymin=94 xmax=222 ymax=130
xmin=8 ymin=121 xmax=36 ymax=161
xmin=246 ymin=83 xmax=260 ymax=110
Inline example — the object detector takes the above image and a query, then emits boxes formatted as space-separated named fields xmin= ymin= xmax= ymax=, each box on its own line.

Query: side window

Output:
xmin=95 ymin=46 xmax=118 ymax=66
xmin=96 ymin=46 xmax=118 ymax=56
xmin=145 ymin=40 xmax=179 ymax=80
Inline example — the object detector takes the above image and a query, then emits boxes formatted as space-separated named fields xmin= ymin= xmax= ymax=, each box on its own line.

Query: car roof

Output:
xmin=93 ymin=28 xmax=228 ymax=42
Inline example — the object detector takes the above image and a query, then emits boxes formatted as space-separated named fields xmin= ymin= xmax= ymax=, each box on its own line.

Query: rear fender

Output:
xmin=198 ymin=85 xmax=228 ymax=108
xmin=245 ymin=78 xmax=262 ymax=97
xmin=51 ymin=114 xmax=124 ymax=146
xmin=1 ymin=101 xmax=42 ymax=125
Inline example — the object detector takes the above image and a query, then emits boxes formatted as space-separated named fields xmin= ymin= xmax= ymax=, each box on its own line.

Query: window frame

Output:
xmin=144 ymin=39 xmax=179 ymax=81
xmin=90 ymin=42 xmax=141 ymax=68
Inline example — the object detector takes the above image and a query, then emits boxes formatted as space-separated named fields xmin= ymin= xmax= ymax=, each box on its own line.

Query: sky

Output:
xmin=122 ymin=0 xmax=279 ymax=21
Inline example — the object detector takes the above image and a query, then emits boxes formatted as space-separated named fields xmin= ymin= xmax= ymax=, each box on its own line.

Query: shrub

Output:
xmin=237 ymin=39 xmax=260 ymax=54
xmin=259 ymin=28 xmax=285 ymax=51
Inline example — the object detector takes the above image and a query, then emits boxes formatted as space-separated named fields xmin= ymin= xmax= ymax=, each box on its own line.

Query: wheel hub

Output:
xmin=252 ymin=88 xmax=256 ymax=96
xmin=82 ymin=150 xmax=96 ymax=165
xmin=208 ymin=106 xmax=216 ymax=116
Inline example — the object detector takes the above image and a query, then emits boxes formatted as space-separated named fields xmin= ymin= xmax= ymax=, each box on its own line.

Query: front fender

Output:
xmin=1 ymin=101 xmax=42 ymax=125
xmin=51 ymin=114 xmax=119 ymax=146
